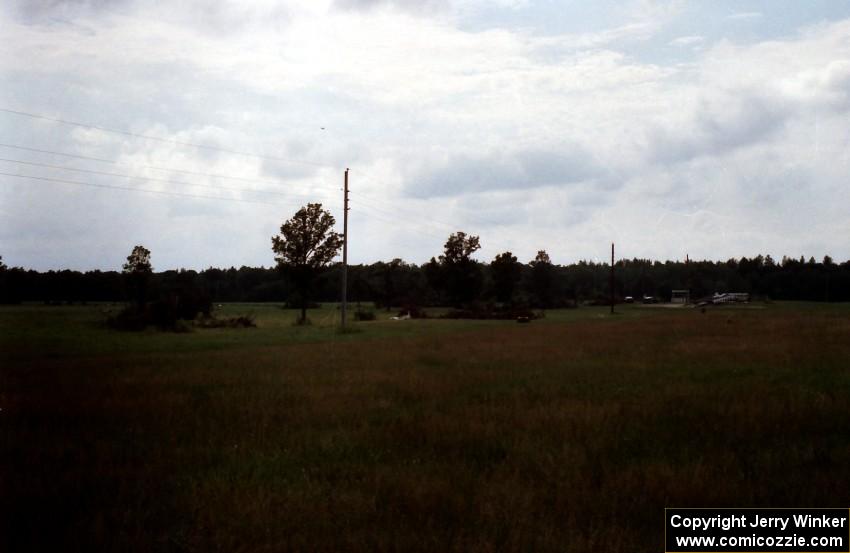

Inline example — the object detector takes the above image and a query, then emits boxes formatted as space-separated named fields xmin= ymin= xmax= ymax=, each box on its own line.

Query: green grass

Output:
xmin=0 ymin=303 xmax=521 ymax=359
xmin=0 ymin=302 xmax=635 ymax=360
xmin=2 ymin=302 xmax=849 ymax=552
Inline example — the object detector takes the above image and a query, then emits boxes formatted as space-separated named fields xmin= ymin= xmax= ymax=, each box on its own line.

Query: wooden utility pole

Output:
xmin=610 ymin=242 xmax=615 ymax=315
xmin=341 ymin=168 xmax=349 ymax=328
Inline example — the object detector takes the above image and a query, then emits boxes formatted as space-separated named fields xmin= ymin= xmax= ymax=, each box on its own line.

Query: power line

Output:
xmin=353 ymin=168 xmax=507 ymax=231
xmin=2 ymin=169 xmax=521 ymax=262
xmin=0 ymin=143 xmax=115 ymax=164
xmin=354 ymin=225 xmax=435 ymax=259
xmin=354 ymin=203 xmax=521 ymax=262
xmin=0 ymin=171 xmax=293 ymax=206
xmin=354 ymin=195 xmax=458 ymax=236
xmin=355 ymin=192 xmax=485 ymax=237
xmin=0 ymin=107 xmax=333 ymax=168
xmin=0 ymin=119 xmax=526 ymax=258
xmin=0 ymin=157 xmax=325 ymax=199
xmin=355 ymin=192 xmax=532 ymax=260
xmin=351 ymin=207 xmax=443 ymax=257
xmin=354 ymin=202 xmax=513 ymax=263
xmin=0 ymin=140 xmax=519 ymax=254
xmin=355 ymin=202 xmax=448 ymax=243
xmin=0 ymin=143 xmax=332 ymax=188
xmin=352 ymin=167 xmax=506 ymax=230
xmin=355 ymin=189 xmax=524 ymax=256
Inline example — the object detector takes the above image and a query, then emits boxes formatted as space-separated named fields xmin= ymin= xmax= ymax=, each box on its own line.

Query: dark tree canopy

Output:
xmin=378 ymin=258 xmax=408 ymax=310
xmin=530 ymin=249 xmax=556 ymax=308
xmin=271 ymin=203 xmax=343 ymax=323
xmin=3 ymin=253 xmax=850 ymax=307
xmin=122 ymin=245 xmax=152 ymax=306
xmin=123 ymin=245 xmax=152 ymax=274
xmin=272 ymin=203 xmax=343 ymax=270
xmin=439 ymin=232 xmax=481 ymax=265
xmin=532 ymin=250 xmax=551 ymax=265
xmin=491 ymin=251 xmax=521 ymax=304
xmin=431 ymin=231 xmax=483 ymax=307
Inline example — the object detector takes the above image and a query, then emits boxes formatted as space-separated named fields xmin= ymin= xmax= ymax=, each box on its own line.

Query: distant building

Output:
xmin=671 ymin=289 xmax=690 ymax=304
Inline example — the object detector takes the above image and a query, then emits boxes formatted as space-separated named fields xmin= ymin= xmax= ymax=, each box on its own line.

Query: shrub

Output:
xmin=106 ymin=290 xmax=212 ymax=332
xmin=106 ymin=305 xmax=148 ymax=331
xmin=283 ymin=291 xmax=320 ymax=310
xmin=440 ymin=304 xmax=537 ymax=320
xmin=354 ymin=308 xmax=376 ymax=321
xmin=194 ymin=315 xmax=256 ymax=329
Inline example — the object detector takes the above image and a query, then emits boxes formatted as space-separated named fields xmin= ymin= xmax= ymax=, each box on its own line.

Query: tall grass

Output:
xmin=2 ymin=303 xmax=849 ymax=551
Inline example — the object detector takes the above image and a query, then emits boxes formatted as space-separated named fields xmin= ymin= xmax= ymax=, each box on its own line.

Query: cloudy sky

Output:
xmin=2 ymin=0 xmax=850 ymax=271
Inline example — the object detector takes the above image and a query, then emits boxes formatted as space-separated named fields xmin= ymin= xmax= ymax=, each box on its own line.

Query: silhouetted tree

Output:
xmin=271 ymin=203 xmax=343 ymax=324
xmin=423 ymin=257 xmax=445 ymax=304
xmin=378 ymin=258 xmax=407 ymax=310
xmin=0 ymin=255 xmax=11 ymax=304
xmin=529 ymin=250 xmax=556 ymax=307
xmin=490 ymin=251 xmax=521 ymax=304
xmin=123 ymin=245 xmax=152 ymax=307
xmin=6 ymin=249 xmax=850 ymax=307
xmin=123 ymin=245 xmax=152 ymax=273
xmin=435 ymin=231 xmax=482 ymax=306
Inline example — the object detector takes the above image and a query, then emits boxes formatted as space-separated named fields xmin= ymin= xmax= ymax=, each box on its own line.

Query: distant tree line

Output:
xmin=2 ymin=251 xmax=849 ymax=307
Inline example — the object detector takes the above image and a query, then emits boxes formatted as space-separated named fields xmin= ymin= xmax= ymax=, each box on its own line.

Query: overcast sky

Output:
xmin=2 ymin=0 xmax=850 ymax=271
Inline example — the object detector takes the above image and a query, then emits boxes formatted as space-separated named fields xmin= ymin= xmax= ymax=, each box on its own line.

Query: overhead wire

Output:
xmin=0 ymin=143 xmax=334 ymax=189
xmin=1 ymin=154 xmax=525 ymax=261
xmin=0 ymin=139 xmax=485 ymax=249
xmin=354 ymin=202 xmax=448 ymax=243
xmin=0 ymin=171 xmax=295 ymax=207
xmin=351 ymin=201 xmax=530 ymax=264
xmin=0 ymin=107 xmax=334 ymax=168
xmin=350 ymin=209 xmax=442 ymax=258
xmin=353 ymin=185 xmax=526 ymax=259
xmin=0 ymin=157 xmax=331 ymax=200
xmin=355 ymin=191 xmax=468 ymax=233
xmin=0 ymin=143 xmax=115 ymax=164
xmin=349 ymin=168 xmax=524 ymax=242
xmin=353 ymin=195 xmax=459 ymax=236
xmin=2 ymin=109 xmax=534 ymax=261
xmin=1 ymin=125 xmax=510 ymax=239
xmin=354 ymin=227 xmax=433 ymax=260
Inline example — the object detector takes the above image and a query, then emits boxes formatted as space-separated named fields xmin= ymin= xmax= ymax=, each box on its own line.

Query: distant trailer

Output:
xmin=712 ymin=292 xmax=749 ymax=304
xmin=671 ymin=289 xmax=690 ymax=304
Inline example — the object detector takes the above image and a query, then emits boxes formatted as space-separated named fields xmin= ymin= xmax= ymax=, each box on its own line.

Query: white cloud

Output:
xmin=727 ymin=11 xmax=763 ymax=21
xmin=669 ymin=35 xmax=704 ymax=47
xmin=1 ymin=2 xmax=850 ymax=269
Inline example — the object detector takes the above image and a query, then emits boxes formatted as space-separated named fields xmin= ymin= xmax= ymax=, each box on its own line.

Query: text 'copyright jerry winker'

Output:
xmin=665 ymin=509 xmax=850 ymax=552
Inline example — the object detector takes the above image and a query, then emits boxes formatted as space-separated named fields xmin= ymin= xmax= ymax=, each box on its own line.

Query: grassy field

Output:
xmin=2 ymin=302 xmax=849 ymax=552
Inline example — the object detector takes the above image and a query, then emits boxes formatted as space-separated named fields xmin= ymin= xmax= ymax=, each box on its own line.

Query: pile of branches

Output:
xmin=107 ymin=293 xmax=254 ymax=331
xmin=440 ymin=303 xmax=539 ymax=321
xmin=107 ymin=293 xmax=211 ymax=332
